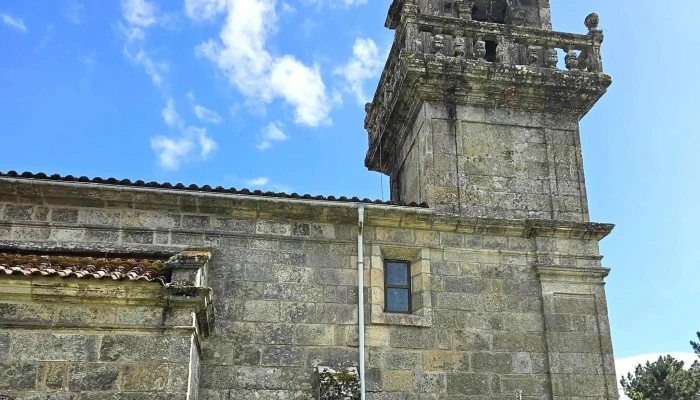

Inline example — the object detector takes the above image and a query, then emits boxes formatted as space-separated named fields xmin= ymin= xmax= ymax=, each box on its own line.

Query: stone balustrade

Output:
xmin=403 ymin=12 xmax=604 ymax=73
xmin=364 ymin=11 xmax=606 ymax=155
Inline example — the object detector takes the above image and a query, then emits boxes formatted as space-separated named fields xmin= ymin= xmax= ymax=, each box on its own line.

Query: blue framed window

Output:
xmin=384 ymin=260 xmax=411 ymax=314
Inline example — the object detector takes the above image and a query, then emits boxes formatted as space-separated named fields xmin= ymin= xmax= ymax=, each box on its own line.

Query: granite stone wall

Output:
xmin=392 ymin=104 xmax=590 ymax=223
xmin=0 ymin=280 xmax=198 ymax=400
xmin=0 ymin=179 xmax=617 ymax=400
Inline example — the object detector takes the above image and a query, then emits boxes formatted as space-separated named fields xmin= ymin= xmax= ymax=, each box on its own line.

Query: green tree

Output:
xmin=620 ymin=355 xmax=700 ymax=400
xmin=692 ymin=332 xmax=700 ymax=369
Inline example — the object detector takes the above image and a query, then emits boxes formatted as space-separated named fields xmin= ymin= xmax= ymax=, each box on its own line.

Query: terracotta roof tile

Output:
xmin=0 ymin=170 xmax=429 ymax=208
xmin=0 ymin=253 xmax=170 ymax=284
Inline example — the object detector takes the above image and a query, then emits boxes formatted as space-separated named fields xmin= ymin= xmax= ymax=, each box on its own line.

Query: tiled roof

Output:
xmin=0 ymin=171 xmax=429 ymax=208
xmin=0 ymin=253 xmax=170 ymax=284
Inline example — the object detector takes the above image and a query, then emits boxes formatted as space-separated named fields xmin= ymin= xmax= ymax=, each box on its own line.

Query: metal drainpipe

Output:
xmin=357 ymin=205 xmax=366 ymax=400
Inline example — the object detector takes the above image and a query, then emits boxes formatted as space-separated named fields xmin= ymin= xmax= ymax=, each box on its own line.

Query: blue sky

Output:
xmin=1 ymin=0 xmax=699 ymax=366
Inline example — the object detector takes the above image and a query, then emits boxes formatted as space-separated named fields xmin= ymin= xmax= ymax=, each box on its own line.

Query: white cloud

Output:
xmin=198 ymin=129 xmax=218 ymax=158
xmin=335 ymin=37 xmax=383 ymax=105
xmin=185 ymin=0 xmax=227 ymax=20
xmin=123 ymin=47 xmax=169 ymax=89
xmin=303 ymin=0 xmax=366 ymax=9
xmin=1 ymin=14 xmax=27 ymax=32
xmin=119 ymin=0 xmax=170 ymax=91
xmin=246 ymin=177 xmax=269 ymax=186
xmin=192 ymin=0 xmax=333 ymax=127
xmin=256 ymin=121 xmax=288 ymax=150
xmin=151 ymin=126 xmax=218 ymax=170
xmin=162 ymin=98 xmax=182 ymax=128
xmin=121 ymin=0 xmax=157 ymax=28
xmin=194 ymin=104 xmax=223 ymax=124
xmin=151 ymin=135 xmax=194 ymax=170
xmin=615 ymin=352 xmax=698 ymax=400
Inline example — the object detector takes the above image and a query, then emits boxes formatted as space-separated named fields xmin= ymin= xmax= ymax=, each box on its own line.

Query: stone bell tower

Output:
xmin=364 ymin=0 xmax=611 ymax=221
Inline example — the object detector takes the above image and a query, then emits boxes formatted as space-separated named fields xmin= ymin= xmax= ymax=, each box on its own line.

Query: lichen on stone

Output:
xmin=317 ymin=366 xmax=360 ymax=400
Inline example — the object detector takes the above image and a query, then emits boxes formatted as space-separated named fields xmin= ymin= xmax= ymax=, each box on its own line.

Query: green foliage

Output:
xmin=620 ymin=355 xmax=700 ymax=400
xmin=693 ymin=332 xmax=700 ymax=370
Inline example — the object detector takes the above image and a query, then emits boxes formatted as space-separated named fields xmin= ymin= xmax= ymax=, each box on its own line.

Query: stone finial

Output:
xmin=454 ymin=34 xmax=465 ymax=57
xmin=544 ymin=48 xmax=558 ymax=68
xmin=527 ymin=46 xmax=540 ymax=66
xmin=475 ymin=40 xmax=486 ymax=60
xmin=433 ymin=33 xmax=445 ymax=54
xmin=585 ymin=13 xmax=600 ymax=31
xmin=565 ymin=49 xmax=579 ymax=70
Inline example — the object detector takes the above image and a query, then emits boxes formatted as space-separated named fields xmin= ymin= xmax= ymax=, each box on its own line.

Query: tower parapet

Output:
xmin=365 ymin=0 xmax=611 ymax=221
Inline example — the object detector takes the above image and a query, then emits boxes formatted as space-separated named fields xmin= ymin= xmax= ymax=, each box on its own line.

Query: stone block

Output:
xmin=501 ymin=374 xmax=548 ymax=396
xmin=84 ymin=228 xmax=119 ymax=243
xmin=415 ymin=372 xmax=447 ymax=393
xmin=369 ymin=349 xmax=421 ymax=370
xmin=182 ymin=214 xmax=210 ymax=230
xmin=257 ymin=220 xmax=292 ymax=236
xmin=255 ymin=323 xmax=294 ymax=345
xmin=550 ymin=352 xmax=604 ymax=375
xmin=443 ymin=277 xmax=488 ymax=294
xmin=99 ymin=335 xmax=191 ymax=363
xmin=0 ymin=303 xmax=55 ymax=324
xmin=242 ymin=300 xmax=279 ymax=322
xmin=492 ymin=332 xmax=545 ymax=353
xmin=68 ymin=363 xmax=119 ymax=391
xmin=0 ymin=333 xmax=7 ymax=362
xmin=12 ymin=226 xmax=50 ymax=240
xmin=40 ymin=362 xmax=67 ymax=390
xmin=453 ymin=331 xmax=491 ymax=351
xmin=294 ymin=324 xmax=334 ymax=346
xmin=9 ymin=332 xmax=98 ymax=362
xmin=213 ymin=217 xmax=255 ymax=232
xmin=546 ymin=332 xmax=602 ymax=353
xmin=382 ymin=370 xmax=414 ymax=392
xmin=446 ymin=373 xmax=490 ymax=395
xmin=280 ymin=302 xmax=316 ymax=323
xmin=230 ymin=344 xmax=261 ymax=366
xmin=55 ymin=306 xmax=116 ymax=326
xmin=390 ymin=328 xmax=435 ymax=349
xmin=512 ymin=352 xmax=533 ymax=374
xmin=316 ymin=304 xmax=357 ymax=325
xmin=2 ymin=205 xmax=33 ymax=221
xmin=0 ymin=362 xmax=37 ymax=389
xmin=306 ymin=347 xmax=358 ymax=369
xmin=422 ymin=351 xmax=464 ymax=370
xmin=171 ymin=232 xmax=205 ymax=246
xmin=168 ymin=363 xmax=191 ymax=393
xmin=471 ymin=352 xmax=513 ymax=373
xmin=551 ymin=374 xmax=607 ymax=396
xmin=120 ymin=363 xmax=169 ymax=391
xmin=121 ymin=230 xmax=154 ymax=244
xmin=80 ymin=209 xmax=121 ymax=226
xmin=51 ymin=208 xmax=79 ymax=223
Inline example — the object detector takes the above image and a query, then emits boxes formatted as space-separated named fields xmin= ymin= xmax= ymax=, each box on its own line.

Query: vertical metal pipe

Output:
xmin=357 ymin=206 xmax=366 ymax=400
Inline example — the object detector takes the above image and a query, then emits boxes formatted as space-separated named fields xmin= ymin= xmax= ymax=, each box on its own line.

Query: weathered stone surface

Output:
xmin=68 ymin=363 xmax=119 ymax=391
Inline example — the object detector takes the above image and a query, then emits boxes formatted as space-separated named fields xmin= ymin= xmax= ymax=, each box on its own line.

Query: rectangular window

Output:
xmin=384 ymin=260 xmax=411 ymax=313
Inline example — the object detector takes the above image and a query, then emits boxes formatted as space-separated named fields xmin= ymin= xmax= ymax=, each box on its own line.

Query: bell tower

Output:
xmin=365 ymin=0 xmax=610 ymax=221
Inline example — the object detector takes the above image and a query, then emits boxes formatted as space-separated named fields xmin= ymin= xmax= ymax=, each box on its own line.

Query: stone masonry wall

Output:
xmin=393 ymin=103 xmax=590 ymax=223
xmin=0 ymin=280 xmax=197 ymax=400
xmin=0 ymin=179 xmax=617 ymax=400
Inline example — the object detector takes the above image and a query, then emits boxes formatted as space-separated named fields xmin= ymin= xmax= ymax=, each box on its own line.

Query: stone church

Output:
xmin=0 ymin=0 xmax=617 ymax=399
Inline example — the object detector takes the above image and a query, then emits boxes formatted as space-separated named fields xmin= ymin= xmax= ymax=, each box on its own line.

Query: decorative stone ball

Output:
xmin=585 ymin=13 xmax=600 ymax=30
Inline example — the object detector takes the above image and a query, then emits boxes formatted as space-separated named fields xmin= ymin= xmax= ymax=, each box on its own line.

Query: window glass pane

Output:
xmin=386 ymin=262 xmax=409 ymax=286
xmin=386 ymin=288 xmax=410 ymax=313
